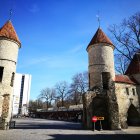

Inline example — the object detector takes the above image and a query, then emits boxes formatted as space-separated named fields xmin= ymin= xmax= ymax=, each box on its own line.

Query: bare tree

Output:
xmin=28 ymin=99 xmax=44 ymax=111
xmin=38 ymin=88 xmax=56 ymax=109
xmin=69 ymin=71 xmax=88 ymax=104
xmin=71 ymin=71 xmax=88 ymax=94
xmin=114 ymin=54 xmax=129 ymax=74
xmin=55 ymin=81 xmax=69 ymax=107
xmin=67 ymin=90 xmax=81 ymax=105
xmin=109 ymin=11 xmax=140 ymax=74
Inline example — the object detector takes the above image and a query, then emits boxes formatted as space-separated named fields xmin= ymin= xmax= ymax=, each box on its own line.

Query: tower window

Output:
xmin=102 ymin=72 xmax=110 ymax=90
xmin=132 ymin=88 xmax=135 ymax=96
xmin=0 ymin=66 xmax=4 ymax=82
xmin=18 ymin=75 xmax=25 ymax=114
xmin=126 ymin=88 xmax=129 ymax=95
xmin=10 ymin=72 xmax=15 ymax=87
xmin=89 ymin=73 xmax=90 ymax=89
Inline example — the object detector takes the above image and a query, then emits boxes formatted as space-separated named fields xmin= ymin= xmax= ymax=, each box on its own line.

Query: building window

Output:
xmin=132 ymin=88 xmax=135 ymax=96
xmin=0 ymin=66 xmax=4 ymax=82
xmin=126 ymin=88 xmax=129 ymax=95
xmin=102 ymin=72 xmax=110 ymax=90
xmin=89 ymin=73 xmax=90 ymax=89
xmin=18 ymin=75 xmax=25 ymax=114
xmin=10 ymin=72 xmax=15 ymax=87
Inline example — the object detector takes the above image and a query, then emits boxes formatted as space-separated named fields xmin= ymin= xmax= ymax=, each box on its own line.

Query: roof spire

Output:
xmin=9 ymin=9 xmax=13 ymax=21
xmin=96 ymin=11 xmax=101 ymax=28
xmin=9 ymin=0 xmax=15 ymax=21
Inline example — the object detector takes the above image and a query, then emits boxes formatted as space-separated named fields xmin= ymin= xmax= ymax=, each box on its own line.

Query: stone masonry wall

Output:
xmin=88 ymin=44 xmax=115 ymax=89
xmin=0 ymin=39 xmax=19 ymax=62
xmin=107 ymin=81 xmax=120 ymax=130
xmin=83 ymin=84 xmax=120 ymax=130
xmin=0 ymin=95 xmax=3 ymax=117
xmin=0 ymin=39 xmax=19 ymax=129
xmin=132 ymin=74 xmax=140 ymax=104
xmin=83 ymin=91 xmax=96 ymax=129
xmin=115 ymin=83 xmax=140 ymax=128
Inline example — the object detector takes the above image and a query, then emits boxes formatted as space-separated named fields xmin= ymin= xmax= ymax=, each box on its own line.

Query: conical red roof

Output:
xmin=87 ymin=28 xmax=113 ymax=51
xmin=0 ymin=20 xmax=21 ymax=46
xmin=125 ymin=52 xmax=140 ymax=75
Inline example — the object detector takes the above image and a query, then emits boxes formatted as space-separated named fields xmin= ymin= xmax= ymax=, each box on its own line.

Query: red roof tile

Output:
xmin=87 ymin=28 xmax=113 ymax=51
xmin=115 ymin=75 xmax=138 ymax=84
xmin=125 ymin=52 xmax=140 ymax=75
xmin=0 ymin=20 xmax=21 ymax=46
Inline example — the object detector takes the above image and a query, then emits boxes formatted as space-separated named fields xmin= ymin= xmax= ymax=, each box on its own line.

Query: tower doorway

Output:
xmin=92 ymin=95 xmax=110 ymax=130
xmin=127 ymin=104 xmax=140 ymax=126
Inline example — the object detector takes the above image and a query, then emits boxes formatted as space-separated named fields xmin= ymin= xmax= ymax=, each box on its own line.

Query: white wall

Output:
xmin=12 ymin=74 xmax=22 ymax=115
xmin=22 ymin=74 xmax=31 ymax=115
xmin=12 ymin=73 xmax=31 ymax=116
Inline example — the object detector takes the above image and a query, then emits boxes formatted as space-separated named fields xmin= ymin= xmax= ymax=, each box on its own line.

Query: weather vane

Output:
xmin=96 ymin=11 xmax=101 ymax=28
xmin=9 ymin=9 xmax=13 ymax=20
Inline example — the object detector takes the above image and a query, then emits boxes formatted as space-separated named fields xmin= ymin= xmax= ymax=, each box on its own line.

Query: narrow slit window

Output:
xmin=0 ymin=66 xmax=4 ymax=82
xmin=126 ymin=88 xmax=129 ymax=95
xmin=89 ymin=73 xmax=90 ymax=89
xmin=10 ymin=72 xmax=15 ymax=87
xmin=132 ymin=88 xmax=135 ymax=96
xmin=102 ymin=72 xmax=110 ymax=90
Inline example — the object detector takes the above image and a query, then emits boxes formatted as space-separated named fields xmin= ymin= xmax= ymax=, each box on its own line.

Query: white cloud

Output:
xmin=69 ymin=45 xmax=83 ymax=54
xmin=18 ymin=57 xmax=48 ymax=68
xmin=18 ymin=52 xmax=87 ymax=70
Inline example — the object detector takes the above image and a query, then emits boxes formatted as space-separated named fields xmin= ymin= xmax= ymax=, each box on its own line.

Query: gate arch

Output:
xmin=92 ymin=95 xmax=110 ymax=130
xmin=127 ymin=104 xmax=140 ymax=126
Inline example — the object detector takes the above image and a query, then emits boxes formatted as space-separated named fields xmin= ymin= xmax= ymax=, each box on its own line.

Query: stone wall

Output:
xmin=83 ymin=82 xmax=120 ymax=130
xmin=0 ymin=39 xmax=19 ymax=129
xmin=83 ymin=91 xmax=96 ymax=129
xmin=88 ymin=44 xmax=115 ymax=89
xmin=0 ymin=39 xmax=19 ymax=62
xmin=132 ymin=74 xmax=140 ymax=104
xmin=2 ymin=94 xmax=10 ymax=118
xmin=0 ymin=95 xmax=3 ymax=117
xmin=136 ymin=85 xmax=140 ymax=105
xmin=115 ymin=83 xmax=140 ymax=128
xmin=107 ymin=82 xmax=120 ymax=130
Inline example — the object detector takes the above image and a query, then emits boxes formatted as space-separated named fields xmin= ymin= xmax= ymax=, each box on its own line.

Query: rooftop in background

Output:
xmin=87 ymin=28 xmax=114 ymax=51
xmin=125 ymin=52 xmax=140 ymax=75
xmin=0 ymin=20 xmax=21 ymax=47
xmin=115 ymin=75 xmax=138 ymax=85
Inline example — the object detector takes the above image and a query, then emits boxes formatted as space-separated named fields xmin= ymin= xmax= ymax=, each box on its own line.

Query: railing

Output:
xmin=31 ymin=109 xmax=83 ymax=122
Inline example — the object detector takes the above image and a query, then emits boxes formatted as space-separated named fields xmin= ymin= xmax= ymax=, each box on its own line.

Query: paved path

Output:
xmin=0 ymin=118 xmax=140 ymax=140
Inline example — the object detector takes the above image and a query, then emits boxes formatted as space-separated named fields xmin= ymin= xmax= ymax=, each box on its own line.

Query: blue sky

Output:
xmin=0 ymin=0 xmax=140 ymax=100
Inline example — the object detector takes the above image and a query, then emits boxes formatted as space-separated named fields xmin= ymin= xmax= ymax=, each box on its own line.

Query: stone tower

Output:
xmin=0 ymin=20 xmax=21 ymax=129
xmin=83 ymin=28 xmax=120 ymax=130
xmin=87 ymin=28 xmax=115 ymax=90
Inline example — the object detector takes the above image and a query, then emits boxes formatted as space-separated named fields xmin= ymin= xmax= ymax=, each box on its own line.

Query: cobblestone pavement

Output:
xmin=0 ymin=118 xmax=140 ymax=140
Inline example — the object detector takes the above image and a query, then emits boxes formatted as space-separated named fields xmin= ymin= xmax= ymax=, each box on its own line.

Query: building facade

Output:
xmin=83 ymin=28 xmax=140 ymax=130
xmin=12 ymin=73 xmax=31 ymax=116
